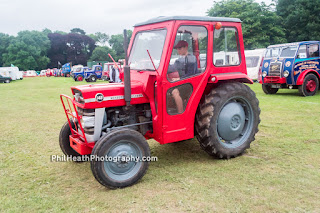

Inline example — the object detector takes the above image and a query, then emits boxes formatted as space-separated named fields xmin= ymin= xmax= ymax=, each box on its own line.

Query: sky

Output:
xmin=0 ymin=0 xmax=273 ymax=36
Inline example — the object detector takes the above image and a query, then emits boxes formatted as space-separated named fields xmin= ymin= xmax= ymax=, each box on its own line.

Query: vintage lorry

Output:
xmin=73 ymin=67 xmax=89 ymax=81
xmin=84 ymin=65 xmax=103 ymax=82
xmin=260 ymin=41 xmax=320 ymax=96
xmin=60 ymin=16 xmax=260 ymax=189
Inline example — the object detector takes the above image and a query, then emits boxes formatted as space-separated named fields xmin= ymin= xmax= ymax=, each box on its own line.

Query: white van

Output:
xmin=245 ymin=49 xmax=266 ymax=81
xmin=0 ymin=67 xmax=20 ymax=80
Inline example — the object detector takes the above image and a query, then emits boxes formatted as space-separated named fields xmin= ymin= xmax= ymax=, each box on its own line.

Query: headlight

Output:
xmin=283 ymin=71 xmax=290 ymax=77
xmin=262 ymin=71 xmax=267 ymax=77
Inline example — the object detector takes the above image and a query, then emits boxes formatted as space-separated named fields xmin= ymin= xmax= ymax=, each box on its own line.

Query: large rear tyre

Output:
xmin=262 ymin=84 xmax=278 ymax=94
xmin=195 ymin=82 xmax=260 ymax=159
xmin=298 ymin=73 xmax=319 ymax=96
xmin=91 ymin=128 xmax=150 ymax=189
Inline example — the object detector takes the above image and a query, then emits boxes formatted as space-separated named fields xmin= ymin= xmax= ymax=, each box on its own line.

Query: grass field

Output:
xmin=1 ymin=77 xmax=320 ymax=212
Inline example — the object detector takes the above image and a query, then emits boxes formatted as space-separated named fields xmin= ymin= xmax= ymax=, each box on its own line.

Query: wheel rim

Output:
xmin=104 ymin=141 xmax=142 ymax=181
xmin=78 ymin=76 xmax=83 ymax=81
xmin=92 ymin=77 xmax=96 ymax=81
xmin=306 ymin=79 xmax=316 ymax=92
xmin=216 ymin=96 xmax=254 ymax=149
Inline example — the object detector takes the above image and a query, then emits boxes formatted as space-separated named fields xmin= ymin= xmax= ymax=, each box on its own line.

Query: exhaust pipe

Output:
xmin=123 ymin=29 xmax=131 ymax=106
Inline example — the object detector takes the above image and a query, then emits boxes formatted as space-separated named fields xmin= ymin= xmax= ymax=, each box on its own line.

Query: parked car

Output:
xmin=0 ymin=74 xmax=12 ymax=83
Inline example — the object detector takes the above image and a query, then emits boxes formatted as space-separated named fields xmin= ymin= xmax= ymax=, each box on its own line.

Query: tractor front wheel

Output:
xmin=195 ymin=82 xmax=260 ymax=159
xmin=262 ymin=84 xmax=278 ymax=94
xmin=298 ymin=73 xmax=319 ymax=96
xmin=90 ymin=128 xmax=150 ymax=189
xmin=59 ymin=120 xmax=87 ymax=162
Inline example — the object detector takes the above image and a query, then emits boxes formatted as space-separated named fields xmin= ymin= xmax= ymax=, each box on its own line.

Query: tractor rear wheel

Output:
xmin=262 ymin=84 xmax=278 ymax=94
xmin=298 ymin=73 xmax=319 ymax=96
xmin=195 ymin=82 xmax=260 ymax=159
xmin=59 ymin=120 xmax=86 ymax=162
xmin=90 ymin=128 xmax=150 ymax=189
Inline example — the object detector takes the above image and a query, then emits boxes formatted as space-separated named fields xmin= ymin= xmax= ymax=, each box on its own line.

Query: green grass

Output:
xmin=1 ymin=77 xmax=320 ymax=212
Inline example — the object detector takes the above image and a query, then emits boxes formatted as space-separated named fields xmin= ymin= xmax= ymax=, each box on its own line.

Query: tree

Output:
xmin=47 ymin=33 xmax=67 ymax=68
xmin=207 ymin=0 xmax=286 ymax=49
xmin=47 ymin=32 xmax=96 ymax=68
xmin=89 ymin=46 xmax=116 ymax=61
xmin=109 ymin=30 xmax=132 ymax=61
xmin=70 ymin=28 xmax=86 ymax=35
xmin=2 ymin=31 xmax=50 ymax=70
xmin=277 ymin=0 xmax=320 ymax=42
xmin=0 ymin=33 xmax=13 ymax=66
xmin=89 ymin=32 xmax=110 ymax=46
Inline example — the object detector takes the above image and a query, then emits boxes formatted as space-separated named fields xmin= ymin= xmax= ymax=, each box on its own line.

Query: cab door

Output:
xmin=161 ymin=23 xmax=210 ymax=144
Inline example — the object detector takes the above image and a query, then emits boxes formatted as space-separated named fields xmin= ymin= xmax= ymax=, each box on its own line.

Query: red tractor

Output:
xmin=60 ymin=16 xmax=260 ymax=189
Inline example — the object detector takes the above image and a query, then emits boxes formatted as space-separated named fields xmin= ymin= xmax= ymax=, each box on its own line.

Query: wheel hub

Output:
xmin=306 ymin=80 xmax=316 ymax=92
xmin=231 ymin=115 xmax=241 ymax=129
xmin=217 ymin=102 xmax=246 ymax=141
xmin=103 ymin=141 xmax=142 ymax=181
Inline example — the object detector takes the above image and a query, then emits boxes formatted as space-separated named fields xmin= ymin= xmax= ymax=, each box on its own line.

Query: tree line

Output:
xmin=0 ymin=28 xmax=132 ymax=70
xmin=0 ymin=0 xmax=319 ymax=70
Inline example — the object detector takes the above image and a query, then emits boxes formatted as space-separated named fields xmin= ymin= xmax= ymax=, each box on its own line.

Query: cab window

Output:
xmin=297 ymin=45 xmax=307 ymax=58
xmin=167 ymin=25 xmax=208 ymax=82
xmin=213 ymin=27 xmax=240 ymax=66
xmin=309 ymin=44 xmax=319 ymax=58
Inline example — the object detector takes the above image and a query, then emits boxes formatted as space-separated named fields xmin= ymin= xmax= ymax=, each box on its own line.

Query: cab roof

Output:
xmin=134 ymin=16 xmax=242 ymax=27
xmin=267 ymin=41 xmax=319 ymax=48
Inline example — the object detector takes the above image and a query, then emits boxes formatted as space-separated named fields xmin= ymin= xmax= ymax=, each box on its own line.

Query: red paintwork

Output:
xmin=60 ymin=94 xmax=95 ymax=154
xmin=209 ymin=73 xmax=252 ymax=84
xmin=263 ymin=76 xmax=286 ymax=84
xmin=62 ymin=18 xmax=249 ymax=148
xmin=306 ymin=79 xmax=316 ymax=92
xmin=296 ymin=70 xmax=320 ymax=85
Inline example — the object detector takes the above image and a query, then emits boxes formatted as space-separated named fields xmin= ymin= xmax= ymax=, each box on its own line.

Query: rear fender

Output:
xmin=208 ymin=72 xmax=253 ymax=84
xmin=296 ymin=70 xmax=320 ymax=85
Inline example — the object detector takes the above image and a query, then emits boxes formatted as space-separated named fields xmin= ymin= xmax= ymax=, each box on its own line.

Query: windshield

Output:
xmin=280 ymin=45 xmax=298 ymax=57
xmin=72 ymin=67 xmax=82 ymax=72
xmin=265 ymin=47 xmax=281 ymax=58
xmin=246 ymin=56 xmax=259 ymax=68
xmin=128 ymin=29 xmax=167 ymax=70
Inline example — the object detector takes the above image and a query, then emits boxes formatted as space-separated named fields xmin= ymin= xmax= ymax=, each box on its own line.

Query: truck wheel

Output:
xmin=195 ymin=82 xmax=260 ymax=159
xmin=91 ymin=128 xmax=150 ymax=189
xmin=298 ymin=73 xmax=319 ymax=96
xmin=76 ymin=75 xmax=83 ymax=81
xmin=59 ymin=120 xmax=86 ymax=162
xmin=5 ymin=79 xmax=10 ymax=83
xmin=89 ymin=75 xmax=97 ymax=82
xmin=262 ymin=84 xmax=278 ymax=94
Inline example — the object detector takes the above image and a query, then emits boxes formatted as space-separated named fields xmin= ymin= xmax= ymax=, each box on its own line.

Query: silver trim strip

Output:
xmin=84 ymin=94 xmax=144 ymax=103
